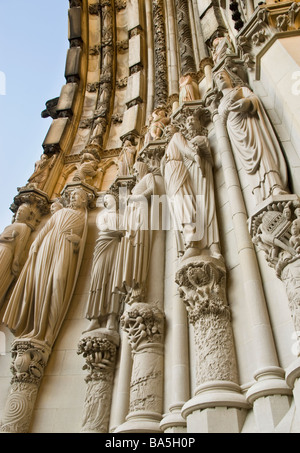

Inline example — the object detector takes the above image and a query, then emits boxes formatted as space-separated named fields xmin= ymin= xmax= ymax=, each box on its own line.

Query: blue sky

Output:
xmin=0 ymin=1 xmax=69 ymax=232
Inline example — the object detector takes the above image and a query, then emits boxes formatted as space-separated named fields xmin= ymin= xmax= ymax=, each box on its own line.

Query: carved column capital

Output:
xmin=77 ymin=330 xmax=119 ymax=433
xmin=137 ymin=141 xmax=167 ymax=169
xmin=175 ymin=256 xmax=239 ymax=387
xmin=0 ymin=340 xmax=51 ymax=433
xmin=175 ymin=257 xmax=230 ymax=324
xmin=121 ymin=303 xmax=164 ymax=351
xmin=250 ymin=194 xmax=300 ymax=336
xmin=10 ymin=339 xmax=51 ymax=385
xmin=11 ymin=188 xmax=51 ymax=229
xmin=78 ymin=330 xmax=119 ymax=382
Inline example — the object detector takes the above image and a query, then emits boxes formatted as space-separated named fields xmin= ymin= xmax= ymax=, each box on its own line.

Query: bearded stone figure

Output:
xmin=2 ymin=187 xmax=88 ymax=347
xmin=161 ymin=113 xmax=220 ymax=258
xmin=0 ymin=204 xmax=33 ymax=309
xmin=215 ymin=69 xmax=288 ymax=205
xmin=85 ymin=193 xmax=124 ymax=332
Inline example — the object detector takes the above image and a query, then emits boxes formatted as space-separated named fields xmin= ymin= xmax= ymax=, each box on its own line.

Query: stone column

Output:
xmin=176 ymin=256 xmax=249 ymax=433
xmin=115 ymin=303 xmax=164 ymax=433
xmin=152 ymin=0 xmax=168 ymax=109
xmin=249 ymin=195 xmax=300 ymax=421
xmin=212 ymin=109 xmax=292 ymax=431
xmin=77 ymin=329 xmax=119 ymax=433
xmin=159 ymin=293 xmax=190 ymax=433
xmin=175 ymin=0 xmax=197 ymax=76
xmin=89 ymin=0 xmax=115 ymax=149
xmin=165 ymin=0 xmax=180 ymax=110
xmin=0 ymin=340 xmax=51 ymax=433
xmin=145 ymin=0 xmax=155 ymax=119
xmin=109 ymin=332 xmax=132 ymax=431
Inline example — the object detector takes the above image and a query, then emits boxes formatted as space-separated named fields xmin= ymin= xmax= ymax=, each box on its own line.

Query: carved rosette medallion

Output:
xmin=0 ymin=340 xmax=51 ymax=433
xmin=176 ymin=257 xmax=238 ymax=386
xmin=77 ymin=330 xmax=119 ymax=433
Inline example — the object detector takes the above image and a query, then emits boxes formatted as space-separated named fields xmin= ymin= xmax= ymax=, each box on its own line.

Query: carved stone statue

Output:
xmin=90 ymin=117 xmax=107 ymax=147
xmin=161 ymin=130 xmax=197 ymax=256
xmin=85 ymin=193 xmax=124 ymax=332
xmin=73 ymin=151 xmax=101 ymax=186
xmin=26 ymin=154 xmax=56 ymax=191
xmin=290 ymin=216 xmax=300 ymax=254
xmin=215 ymin=68 xmax=288 ymax=204
xmin=2 ymin=187 xmax=88 ymax=347
xmin=114 ymin=162 xmax=158 ymax=303
xmin=211 ymin=35 xmax=234 ymax=64
xmin=144 ymin=108 xmax=170 ymax=144
xmin=117 ymin=140 xmax=136 ymax=176
xmin=161 ymin=113 xmax=220 ymax=258
xmin=50 ymin=200 xmax=64 ymax=215
xmin=179 ymin=74 xmax=198 ymax=105
xmin=0 ymin=204 xmax=34 ymax=309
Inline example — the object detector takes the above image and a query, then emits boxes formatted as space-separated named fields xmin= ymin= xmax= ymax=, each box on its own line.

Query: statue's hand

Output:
xmin=11 ymin=258 xmax=20 ymax=276
xmin=29 ymin=242 xmax=39 ymax=256
xmin=128 ymin=195 xmax=144 ymax=203
xmin=0 ymin=230 xmax=19 ymax=243
xmin=66 ymin=233 xmax=81 ymax=252
xmin=229 ymin=98 xmax=252 ymax=113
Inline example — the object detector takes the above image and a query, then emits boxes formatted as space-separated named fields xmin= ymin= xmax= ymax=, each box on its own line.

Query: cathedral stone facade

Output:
xmin=1 ymin=0 xmax=300 ymax=434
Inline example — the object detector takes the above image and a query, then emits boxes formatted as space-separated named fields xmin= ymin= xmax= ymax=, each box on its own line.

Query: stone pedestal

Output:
xmin=0 ymin=339 xmax=51 ymax=433
xmin=77 ymin=329 xmax=119 ymax=433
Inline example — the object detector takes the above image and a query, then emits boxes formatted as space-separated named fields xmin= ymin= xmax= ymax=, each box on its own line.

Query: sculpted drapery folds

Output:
xmin=114 ymin=162 xmax=159 ymax=304
xmin=215 ymin=69 xmax=288 ymax=205
xmin=0 ymin=204 xmax=34 ymax=309
xmin=161 ymin=112 xmax=220 ymax=258
xmin=85 ymin=193 xmax=124 ymax=332
xmin=2 ymin=187 xmax=88 ymax=347
xmin=117 ymin=140 xmax=136 ymax=177
xmin=145 ymin=108 xmax=170 ymax=145
xmin=26 ymin=154 xmax=56 ymax=191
